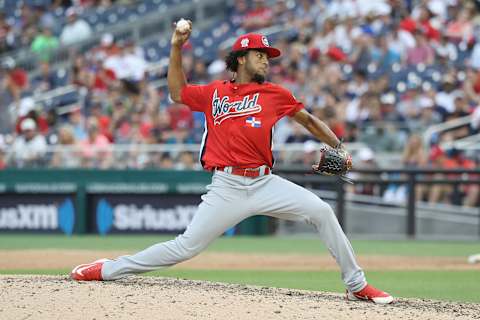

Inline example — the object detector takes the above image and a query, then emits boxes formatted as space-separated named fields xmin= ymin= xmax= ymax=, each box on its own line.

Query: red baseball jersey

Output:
xmin=180 ymin=80 xmax=304 ymax=170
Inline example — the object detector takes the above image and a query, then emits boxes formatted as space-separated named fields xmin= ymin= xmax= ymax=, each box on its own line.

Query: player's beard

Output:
xmin=245 ymin=60 xmax=266 ymax=84
xmin=252 ymin=73 xmax=265 ymax=84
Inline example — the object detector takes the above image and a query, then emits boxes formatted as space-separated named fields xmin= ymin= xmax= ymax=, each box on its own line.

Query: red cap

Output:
xmin=327 ymin=46 xmax=347 ymax=61
xmin=231 ymin=33 xmax=281 ymax=58
xmin=429 ymin=145 xmax=445 ymax=161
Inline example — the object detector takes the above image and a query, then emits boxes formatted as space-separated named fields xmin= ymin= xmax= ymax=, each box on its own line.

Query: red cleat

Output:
xmin=70 ymin=259 xmax=109 ymax=281
xmin=346 ymin=283 xmax=394 ymax=304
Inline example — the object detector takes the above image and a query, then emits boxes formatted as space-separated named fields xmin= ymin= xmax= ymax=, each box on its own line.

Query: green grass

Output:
xmin=1 ymin=268 xmax=478 ymax=303
xmin=0 ymin=234 xmax=478 ymax=256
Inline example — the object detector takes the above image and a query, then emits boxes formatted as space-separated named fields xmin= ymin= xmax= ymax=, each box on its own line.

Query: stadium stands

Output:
xmin=0 ymin=0 xmax=479 ymax=207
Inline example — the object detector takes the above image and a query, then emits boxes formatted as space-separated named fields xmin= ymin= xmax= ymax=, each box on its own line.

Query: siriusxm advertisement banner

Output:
xmin=0 ymin=194 xmax=75 ymax=235
xmin=90 ymin=194 xmax=201 ymax=235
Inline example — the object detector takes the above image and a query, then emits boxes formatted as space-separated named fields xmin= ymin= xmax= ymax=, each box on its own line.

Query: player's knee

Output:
xmin=306 ymin=200 xmax=337 ymax=225
xmin=175 ymin=235 xmax=206 ymax=260
xmin=180 ymin=247 xmax=200 ymax=260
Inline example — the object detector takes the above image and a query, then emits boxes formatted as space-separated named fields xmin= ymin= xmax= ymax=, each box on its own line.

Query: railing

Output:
xmin=2 ymin=142 xmax=374 ymax=169
xmin=276 ymin=167 xmax=480 ymax=239
xmin=423 ymin=115 xmax=473 ymax=146
xmin=440 ymin=133 xmax=480 ymax=150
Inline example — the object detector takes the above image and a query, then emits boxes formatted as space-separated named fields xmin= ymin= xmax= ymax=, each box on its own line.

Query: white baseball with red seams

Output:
xmin=176 ymin=18 xmax=189 ymax=33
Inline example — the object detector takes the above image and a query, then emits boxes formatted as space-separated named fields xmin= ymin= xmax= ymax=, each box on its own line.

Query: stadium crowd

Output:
xmin=0 ymin=0 xmax=479 ymax=207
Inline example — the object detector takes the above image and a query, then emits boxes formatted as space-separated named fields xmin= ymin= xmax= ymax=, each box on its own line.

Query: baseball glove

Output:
xmin=312 ymin=144 xmax=353 ymax=183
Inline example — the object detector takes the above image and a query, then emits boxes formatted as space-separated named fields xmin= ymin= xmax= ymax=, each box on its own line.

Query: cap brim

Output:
xmin=263 ymin=47 xmax=281 ymax=58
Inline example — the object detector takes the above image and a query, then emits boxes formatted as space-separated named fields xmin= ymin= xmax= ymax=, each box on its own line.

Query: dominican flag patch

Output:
xmin=245 ymin=117 xmax=261 ymax=128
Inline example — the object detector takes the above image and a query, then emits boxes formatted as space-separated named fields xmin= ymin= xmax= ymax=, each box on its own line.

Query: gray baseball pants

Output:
xmin=102 ymin=170 xmax=366 ymax=292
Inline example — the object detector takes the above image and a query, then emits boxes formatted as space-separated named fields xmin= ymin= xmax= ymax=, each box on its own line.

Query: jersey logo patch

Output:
xmin=211 ymin=89 xmax=262 ymax=125
xmin=245 ymin=117 xmax=261 ymax=128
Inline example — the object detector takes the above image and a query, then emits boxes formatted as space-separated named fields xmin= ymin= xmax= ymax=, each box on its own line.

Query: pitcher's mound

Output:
xmin=0 ymin=275 xmax=478 ymax=320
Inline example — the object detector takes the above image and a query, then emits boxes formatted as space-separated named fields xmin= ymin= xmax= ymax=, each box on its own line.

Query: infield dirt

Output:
xmin=0 ymin=249 xmax=478 ymax=271
xmin=1 ymin=275 xmax=479 ymax=320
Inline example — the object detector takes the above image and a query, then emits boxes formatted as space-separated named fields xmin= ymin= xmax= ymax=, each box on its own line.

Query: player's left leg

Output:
xmin=71 ymin=172 xmax=255 ymax=281
xmin=253 ymin=174 xmax=393 ymax=304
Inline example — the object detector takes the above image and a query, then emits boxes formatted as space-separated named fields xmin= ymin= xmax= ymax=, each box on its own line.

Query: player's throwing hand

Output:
xmin=171 ymin=18 xmax=192 ymax=47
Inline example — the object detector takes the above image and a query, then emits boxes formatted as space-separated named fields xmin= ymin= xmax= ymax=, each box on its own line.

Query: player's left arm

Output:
xmin=293 ymin=109 xmax=341 ymax=148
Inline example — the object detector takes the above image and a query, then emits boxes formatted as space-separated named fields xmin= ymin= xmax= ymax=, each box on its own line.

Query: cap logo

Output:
xmin=241 ymin=38 xmax=249 ymax=48
xmin=261 ymin=36 xmax=269 ymax=47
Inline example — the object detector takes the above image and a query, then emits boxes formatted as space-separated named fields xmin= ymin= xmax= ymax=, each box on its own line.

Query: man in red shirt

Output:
xmin=71 ymin=22 xmax=393 ymax=304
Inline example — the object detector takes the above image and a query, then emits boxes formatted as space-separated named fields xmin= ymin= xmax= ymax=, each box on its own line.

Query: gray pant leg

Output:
xmin=255 ymin=174 xmax=366 ymax=292
xmin=102 ymin=173 xmax=252 ymax=280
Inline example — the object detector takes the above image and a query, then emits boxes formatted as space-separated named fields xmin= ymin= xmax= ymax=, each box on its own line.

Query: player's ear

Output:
xmin=237 ymin=55 xmax=246 ymax=66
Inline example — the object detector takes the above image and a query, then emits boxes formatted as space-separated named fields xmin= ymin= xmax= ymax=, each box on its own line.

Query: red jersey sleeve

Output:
xmin=273 ymin=84 xmax=304 ymax=118
xmin=180 ymin=84 xmax=210 ymax=112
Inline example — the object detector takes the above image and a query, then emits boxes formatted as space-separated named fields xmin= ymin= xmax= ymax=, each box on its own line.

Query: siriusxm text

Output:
xmin=113 ymin=204 xmax=196 ymax=230
xmin=0 ymin=205 xmax=57 ymax=229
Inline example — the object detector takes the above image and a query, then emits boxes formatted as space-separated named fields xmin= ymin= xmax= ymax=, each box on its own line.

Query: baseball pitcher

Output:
xmin=71 ymin=20 xmax=393 ymax=304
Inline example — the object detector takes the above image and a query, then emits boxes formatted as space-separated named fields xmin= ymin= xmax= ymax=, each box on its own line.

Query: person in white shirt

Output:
xmin=8 ymin=118 xmax=47 ymax=168
xmin=60 ymin=8 xmax=93 ymax=46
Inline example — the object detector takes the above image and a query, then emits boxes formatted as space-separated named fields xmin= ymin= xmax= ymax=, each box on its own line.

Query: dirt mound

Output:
xmin=1 ymin=275 xmax=478 ymax=320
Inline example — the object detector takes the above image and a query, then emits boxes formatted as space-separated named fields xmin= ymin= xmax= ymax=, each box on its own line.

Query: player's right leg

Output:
xmin=71 ymin=173 xmax=252 ymax=281
xmin=254 ymin=174 xmax=393 ymax=304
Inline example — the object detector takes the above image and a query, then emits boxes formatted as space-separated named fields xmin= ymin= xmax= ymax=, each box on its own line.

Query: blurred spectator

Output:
xmin=402 ymin=134 xmax=428 ymax=201
xmin=462 ymin=68 xmax=480 ymax=105
xmin=15 ymin=4 xmax=40 ymax=49
xmin=427 ymin=145 xmax=456 ymax=205
xmin=471 ymin=105 xmax=480 ymax=133
xmin=230 ymin=0 xmax=249 ymax=28
xmin=414 ymin=5 xmax=441 ymax=41
xmin=104 ymin=40 xmax=148 ymax=96
xmin=0 ymin=13 xmax=15 ymax=54
xmin=30 ymin=26 xmax=59 ymax=61
xmin=242 ymin=0 xmax=274 ymax=31
xmin=79 ymin=117 xmax=111 ymax=168
xmin=402 ymin=134 xmax=428 ymax=169
xmin=60 ymin=7 xmax=93 ymax=46
xmin=0 ymin=61 xmax=15 ymax=134
xmin=32 ymin=61 xmax=58 ymax=93
xmin=7 ymin=118 xmax=47 ymax=168
xmin=13 ymin=101 xmax=50 ymax=135
xmin=50 ymin=124 xmax=80 ymax=168
xmin=175 ymin=151 xmax=201 ymax=170
xmin=90 ymin=33 xmax=120 ymax=61
xmin=380 ymin=92 xmax=404 ymax=122
xmin=349 ymin=147 xmax=380 ymax=196
xmin=416 ymin=96 xmax=442 ymax=130
xmin=52 ymin=0 xmax=74 ymax=10
xmin=445 ymin=8 xmax=473 ymax=42
xmin=0 ymin=148 xmax=5 ymax=169
xmin=443 ymin=95 xmax=473 ymax=140
xmin=1 ymin=58 xmax=28 ymax=106
xmin=0 ymin=135 xmax=6 ymax=170
xmin=167 ymin=103 xmax=193 ymax=132
xmin=406 ymin=30 xmax=435 ymax=65
xmin=301 ymin=140 xmax=318 ymax=167
xmin=159 ymin=153 xmax=174 ymax=169
xmin=434 ymin=34 xmax=458 ymax=62
xmin=68 ymin=109 xmax=87 ymax=141
xmin=435 ymin=74 xmax=461 ymax=113
xmin=448 ymin=149 xmax=479 ymax=207
xmin=89 ymin=103 xmax=112 ymax=141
